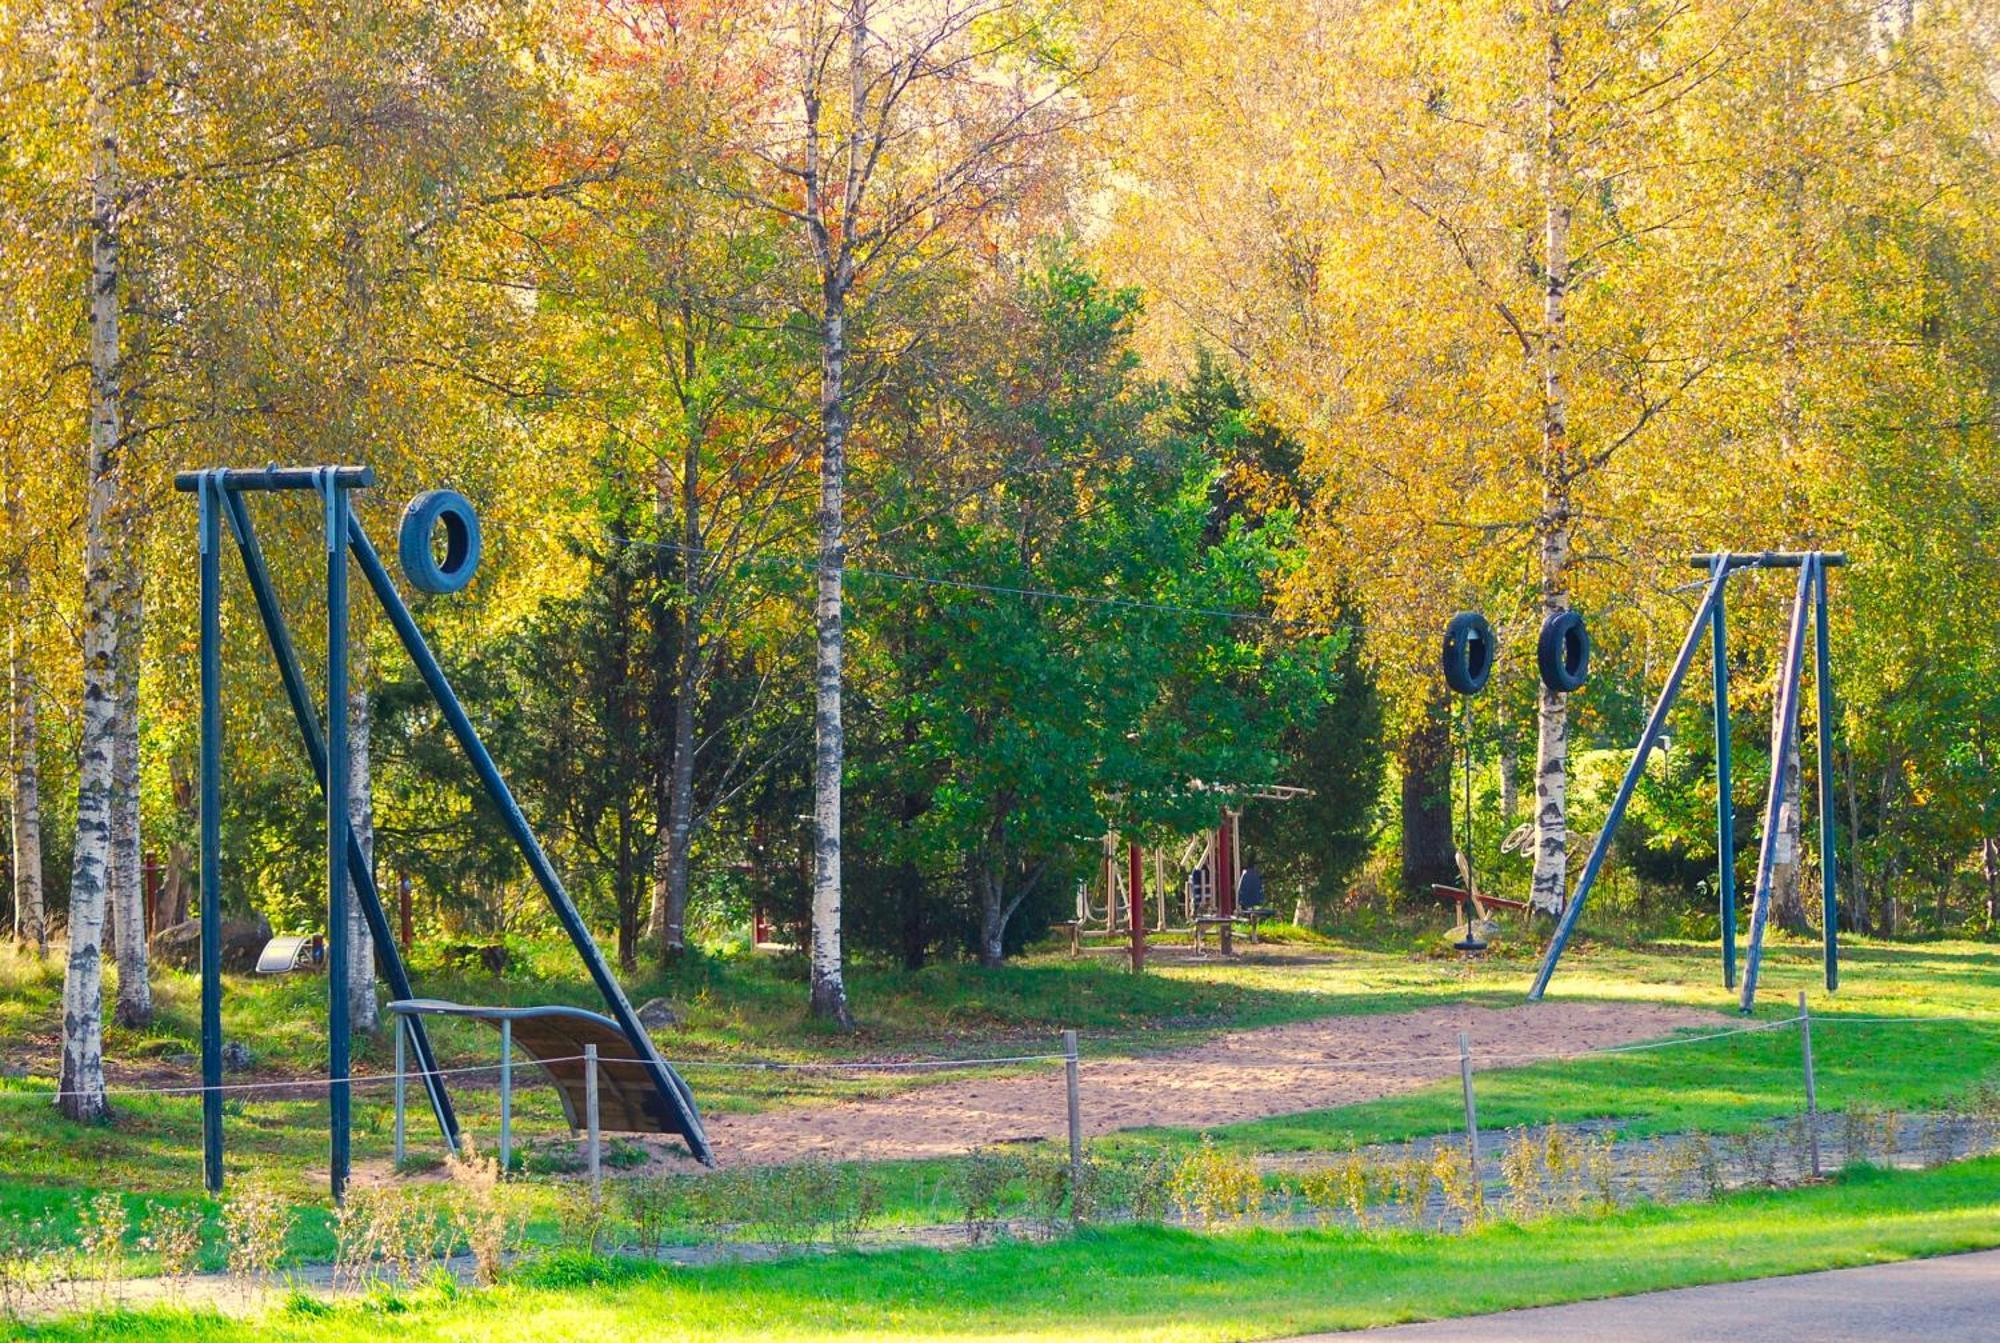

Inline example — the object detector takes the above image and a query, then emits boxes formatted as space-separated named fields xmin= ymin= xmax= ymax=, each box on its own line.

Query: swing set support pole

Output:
xmin=1712 ymin=555 xmax=1736 ymax=989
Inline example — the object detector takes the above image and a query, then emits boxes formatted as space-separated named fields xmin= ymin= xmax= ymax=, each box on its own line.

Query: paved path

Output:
xmin=1291 ymin=1249 xmax=2000 ymax=1340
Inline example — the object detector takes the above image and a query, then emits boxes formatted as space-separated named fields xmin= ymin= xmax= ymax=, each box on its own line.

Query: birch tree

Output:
xmin=743 ymin=0 xmax=1085 ymax=1021
xmin=5 ymin=443 xmax=43 ymax=957
xmin=59 ymin=0 xmax=126 ymax=1123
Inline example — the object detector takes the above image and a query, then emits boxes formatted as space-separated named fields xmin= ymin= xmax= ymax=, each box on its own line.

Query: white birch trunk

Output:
xmin=1769 ymin=691 xmax=1805 ymax=929
xmin=60 ymin=0 xmax=122 ymax=1121
xmin=110 ymin=545 xmax=148 ymax=1027
xmin=801 ymin=2 xmax=865 ymax=1027
xmin=658 ymin=411 xmax=702 ymax=959
xmin=1529 ymin=0 xmax=1575 ymax=916
xmin=347 ymin=685 xmax=377 ymax=1031
xmin=808 ymin=280 xmax=852 ymax=1025
xmin=7 ymin=458 xmax=44 ymax=957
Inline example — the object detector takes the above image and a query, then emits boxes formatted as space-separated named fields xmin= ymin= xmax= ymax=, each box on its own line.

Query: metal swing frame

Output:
xmin=183 ymin=466 xmax=712 ymax=1202
xmin=1529 ymin=550 xmax=1845 ymax=1012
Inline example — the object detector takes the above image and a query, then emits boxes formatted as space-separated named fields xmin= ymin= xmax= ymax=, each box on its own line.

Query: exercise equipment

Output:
xmin=1529 ymin=550 xmax=1846 ymax=1011
xmin=178 ymin=465 xmax=713 ymax=1202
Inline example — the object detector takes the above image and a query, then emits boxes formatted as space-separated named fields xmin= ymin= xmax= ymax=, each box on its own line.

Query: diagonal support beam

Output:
xmin=220 ymin=490 xmax=459 ymax=1150
xmin=348 ymin=515 xmax=712 ymax=1164
xmin=1530 ymin=562 xmax=1733 ymax=1000
xmin=1739 ymin=556 xmax=1817 ymax=1013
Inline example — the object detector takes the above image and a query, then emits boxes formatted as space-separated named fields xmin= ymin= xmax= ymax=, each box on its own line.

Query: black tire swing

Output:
xmin=1440 ymin=612 xmax=1493 ymax=951
xmin=1437 ymin=604 xmax=1592 ymax=952
xmin=1537 ymin=607 xmax=1591 ymax=693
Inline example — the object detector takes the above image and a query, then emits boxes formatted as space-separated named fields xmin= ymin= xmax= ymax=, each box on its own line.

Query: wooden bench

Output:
xmin=1052 ymin=920 xmax=1082 ymax=958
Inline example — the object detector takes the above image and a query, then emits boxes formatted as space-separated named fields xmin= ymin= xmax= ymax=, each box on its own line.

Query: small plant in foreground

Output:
xmin=1499 ymin=1129 xmax=1543 ymax=1221
xmin=1168 ymin=1135 xmax=1263 ymax=1229
xmin=80 ymin=1193 xmax=130 ymax=1304
xmin=444 ymin=1137 xmax=516 ymax=1286
xmin=139 ymin=1202 xmax=205 ymax=1285
xmin=221 ymin=1183 xmax=291 ymax=1300
xmin=954 ymin=1149 xmax=1023 ymax=1244
xmin=1431 ymin=1144 xmax=1486 ymax=1230
xmin=1299 ymin=1149 xmax=1373 ymax=1229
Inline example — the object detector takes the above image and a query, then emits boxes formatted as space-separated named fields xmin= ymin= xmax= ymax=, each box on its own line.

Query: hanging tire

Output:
xmin=1441 ymin=612 xmax=1495 ymax=695
xmin=398 ymin=489 xmax=482 ymax=595
xmin=1537 ymin=608 xmax=1591 ymax=693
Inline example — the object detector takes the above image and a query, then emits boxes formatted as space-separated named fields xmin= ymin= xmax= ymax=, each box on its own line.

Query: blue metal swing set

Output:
xmin=1530 ymin=549 xmax=1846 ymax=1012
xmin=180 ymin=465 xmax=712 ymax=1201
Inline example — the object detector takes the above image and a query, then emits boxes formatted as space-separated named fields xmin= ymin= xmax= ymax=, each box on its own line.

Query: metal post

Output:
xmin=1711 ymin=556 xmax=1736 ymax=989
xmin=1813 ymin=556 xmax=1838 ymax=992
xmin=198 ymin=473 xmax=225 ymax=1195
xmin=1127 ymin=842 xmax=1146 ymax=972
xmin=1458 ymin=1031 xmax=1480 ymax=1168
xmin=393 ymin=1017 xmax=407 ymax=1166
xmin=324 ymin=476 xmax=352 ymax=1203
xmin=585 ymin=1043 xmax=602 ymax=1202
xmin=1063 ymin=1029 xmax=1083 ymax=1220
xmin=1740 ymin=561 xmax=1816 ymax=1014
xmin=219 ymin=490 xmax=458 ymax=1149
xmin=1532 ymin=563 xmax=1731 ymax=999
xmin=499 ymin=1018 xmax=513 ymax=1175
xmin=1798 ymin=991 xmax=1820 ymax=1178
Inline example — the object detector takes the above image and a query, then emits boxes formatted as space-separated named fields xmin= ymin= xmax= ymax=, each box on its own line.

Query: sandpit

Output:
xmin=701 ymin=1000 xmax=1721 ymax=1166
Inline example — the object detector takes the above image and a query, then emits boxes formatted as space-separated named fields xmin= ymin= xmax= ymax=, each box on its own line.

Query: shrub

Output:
xmin=1298 ymin=1150 xmax=1373 ymax=1229
xmin=1431 ymin=1144 xmax=1485 ymax=1230
xmin=444 ymin=1138 xmax=516 ymax=1286
xmin=139 ymin=1203 xmax=205 ymax=1284
xmin=954 ymin=1149 xmax=1024 ymax=1244
xmin=1168 ymin=1136 xmax=1263 ymax=1229
xmin=221 ymin=1184 xmax=291 ymax=1299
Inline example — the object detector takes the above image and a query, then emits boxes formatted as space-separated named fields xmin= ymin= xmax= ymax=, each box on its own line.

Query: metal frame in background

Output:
xmin=1528 ymin=551 xmax=1845 ymax=1013
xmin=179 ymin=466 xmax=714 ymax=1203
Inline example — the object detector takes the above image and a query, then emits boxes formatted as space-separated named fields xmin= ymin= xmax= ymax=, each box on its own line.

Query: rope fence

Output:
xmin=5 ymin=1005 xmax=1995 ymax=1193
xmin=1 ymin=1006 xmax=1990 ymax=1105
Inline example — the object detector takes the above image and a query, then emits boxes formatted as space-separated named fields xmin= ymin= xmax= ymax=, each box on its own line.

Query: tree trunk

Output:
xmin=658 ymin=413 xmax=702 ymax=961
xmin=975 ymin=859 xmax=1006 ymax=969
xmin=803 ymin=5 xmax=866 ymax=1028
xmin=110 ymin=542 xmax=148 ymax=1027
xmin=1768 ymin=688 xmax=1808 ymax=933
xmin=1399 ymin=692 xmax=1456 ymax=896
xmin=809 ymin=274 xmax=853 ymax=1025
xmin=7 ymin=474 xmax=43 ymax=956
xmin=60 ymin=0 xmax=122 ymax=1122
xmin=347 ymin=685 xmax=377 ymax=1031
xmin=1529 ymin=0 xmax=1574 ymax=917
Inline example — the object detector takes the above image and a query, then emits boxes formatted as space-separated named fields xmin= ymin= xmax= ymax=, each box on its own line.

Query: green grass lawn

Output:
xmin=1 ymin=926 xmax=1996 ymax=1294
xmin=19 ymin=1158 xmax=2000 ymax=1341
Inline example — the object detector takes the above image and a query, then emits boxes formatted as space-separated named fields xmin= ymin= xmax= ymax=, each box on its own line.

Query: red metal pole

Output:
xmin=1128 ymin=842 xmax=1146 ymax=971
xmin=1217 ymin=813 xmax=1236 ymax=954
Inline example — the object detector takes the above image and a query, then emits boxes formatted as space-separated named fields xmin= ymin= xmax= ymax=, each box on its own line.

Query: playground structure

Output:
xmin=1530 ymin=550 xmax=1845 ymax=1012
xmin=1077 ymin=788 xmax=1307 ymax=965
xmin=179 ymin=465 xmax=712 ymax=1201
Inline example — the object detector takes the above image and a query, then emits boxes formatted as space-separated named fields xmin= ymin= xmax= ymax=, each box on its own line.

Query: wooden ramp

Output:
xmin=389 ymin=1000 xmax=708 ymax=1154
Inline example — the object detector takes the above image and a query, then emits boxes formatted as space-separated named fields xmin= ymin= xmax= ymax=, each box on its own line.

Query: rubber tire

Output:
xmin=398 ymin=490 xmax=482 ymax=595
xmin=1442 ymin=612 xmax=1496 ymax=695
xmin=1537 ymin=608 xmax=1591 ymax=693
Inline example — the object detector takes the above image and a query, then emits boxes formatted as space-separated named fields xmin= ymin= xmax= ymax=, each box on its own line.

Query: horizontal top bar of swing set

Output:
xmin=1686 ymin=551 xmax=1848 ymax=569
xmin=173 ymin=466 xmax=374 ymax=493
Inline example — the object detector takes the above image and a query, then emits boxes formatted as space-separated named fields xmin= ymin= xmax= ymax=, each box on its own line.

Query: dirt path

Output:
xmin=701 ymin=1001 xmax=1720 ymax=1166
